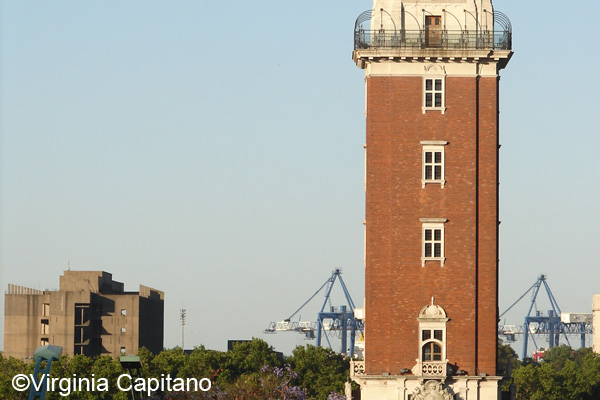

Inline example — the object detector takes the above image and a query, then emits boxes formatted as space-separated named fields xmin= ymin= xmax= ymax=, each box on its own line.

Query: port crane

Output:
xmin=497 ymin=274 xmax=593 ymax=359
xmin=265 ymin=269 xmax=364 ymax=356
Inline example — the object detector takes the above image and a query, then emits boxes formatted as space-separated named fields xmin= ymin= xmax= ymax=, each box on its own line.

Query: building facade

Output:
xmin=349 ymin=1 xmax=512 ymax=399
xmin=4 ymin=270 xmax=164 ymax=359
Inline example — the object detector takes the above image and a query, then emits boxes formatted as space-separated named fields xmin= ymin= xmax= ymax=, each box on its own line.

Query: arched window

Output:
xmin=422 ymin=341 xmax=442 ymax=361
xmin=412 ymin=299 xmax=449 ymax=376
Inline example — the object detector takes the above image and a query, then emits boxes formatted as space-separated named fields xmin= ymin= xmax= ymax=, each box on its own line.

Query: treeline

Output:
xmin=4 ymin=340 xmax=600 ymax=400
xmin=499 ymin=342 xmax=600 ymax=400
xmin=0 ymin=339 xmax=350 ymax=400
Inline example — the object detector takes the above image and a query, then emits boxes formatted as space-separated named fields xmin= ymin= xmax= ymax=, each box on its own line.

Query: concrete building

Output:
xmin=4 ymin=270 xmax=164 ymax=359
xmin=349 ymin=0 xmax=512 ymax=399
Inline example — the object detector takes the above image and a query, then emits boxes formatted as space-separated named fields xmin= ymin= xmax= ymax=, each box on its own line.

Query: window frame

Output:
xmin=420 ymin=218 xmax=447 ymax=266
xmin=412 ymin=301 xmax=449 ymax=376
xmin=41 ymin=319 xmax=50 ymax=335
xmin=422 ymin=76 xmax=446 ymax=113
xmin=421 ymin=339 xmax=443 ymax=361
xmin=421 ymin=141 xmax=448 ymax=188
xmin=419 ymin=327 xmax=446 ymax=361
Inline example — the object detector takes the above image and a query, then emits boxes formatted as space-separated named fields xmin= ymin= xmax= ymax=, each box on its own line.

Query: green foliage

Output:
xmin=542 ymin=345 xmax=576 ymax=371
xmin=0 ymin=353 xmax=32 ymax=400
xmin=288 ymin=345 xmax=350 ymax=400
xmin=210 ymin=364 xmax=306 ymax=400
xmin=221 ymin=338 xmax=282 ymax=385
xmin=147 ymin=347 xmax=188 ymax=378
xmin=179 ymin=345 xmax=226 ymax=384
xmin=0 ymin=340 xmax=351 ymax=400
xmin=497 ymin=339 xmax=521 ymax=392
xmin=513 ymin=346 xmax=600 ymax=400
xmin=45 ymin=354 xmax=128 ymax=400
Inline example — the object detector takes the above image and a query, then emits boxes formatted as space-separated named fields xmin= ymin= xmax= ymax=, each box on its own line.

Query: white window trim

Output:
xmin=412 ymin=300 xmax=450 ymax=376
xmin=419 ymin=326 xmax=447 ymax=363
xmin=420 ymin=218 xmax=447 ymax=266
xmin=422 ymin=76 xmax=446 ymax=114
xmin=421 ymin=141 xmax=448 ymax=188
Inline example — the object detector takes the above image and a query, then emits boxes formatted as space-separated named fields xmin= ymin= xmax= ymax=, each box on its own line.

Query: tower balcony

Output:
xmin=415 ymin=360 xmax=449 ymax=377
xmin=354 ymin=28 xmax=511 ymax=51
xmin=352 ymin=9 xmax=512 ymax=66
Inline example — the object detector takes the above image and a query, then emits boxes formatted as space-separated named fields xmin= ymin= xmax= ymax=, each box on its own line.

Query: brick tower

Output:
xmin=349 ymin=1 xmax=512 ymax=399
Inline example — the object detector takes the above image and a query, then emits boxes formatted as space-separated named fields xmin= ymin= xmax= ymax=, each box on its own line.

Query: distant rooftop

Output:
xmin=60 ymin=270 xmax=124 ymax=294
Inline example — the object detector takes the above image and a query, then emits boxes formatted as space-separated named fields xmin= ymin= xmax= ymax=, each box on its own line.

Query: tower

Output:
xmin=349 ymin=1 xmax=512 ymax=399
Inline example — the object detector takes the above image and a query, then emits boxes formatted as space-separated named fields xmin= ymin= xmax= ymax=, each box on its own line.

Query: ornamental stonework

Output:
xmin=411 ymin=380 xmax=454 ymax=400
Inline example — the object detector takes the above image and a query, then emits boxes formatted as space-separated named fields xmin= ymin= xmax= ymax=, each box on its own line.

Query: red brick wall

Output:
xmin=477 ymin=76 xmax=500 ymax=375
xmin=364 ymin=74 xmax=498 ymax=376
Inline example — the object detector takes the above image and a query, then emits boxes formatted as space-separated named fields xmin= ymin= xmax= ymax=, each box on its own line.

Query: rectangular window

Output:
xmin=421 ymin=141 xmax=447 ymax=188
xmin=121 ymin=328 xmax=126 ymax=335
xmin=75 ymin=304 xmax=89 ymax=326
xmin=41 ymin=319 xmax=50 ymax=335
xmin=423 ymin=78 xmax=445 ymax=112
xmin=121 ymin=309 xmax=127 ymax=316
xmin=121 ymin=347 xmax=126 ymax=354
xmin=421 ymin=219 xmax=447 ymax=266
xmin=42 ymin=303 xmax=49 ymax=316
xmin=424 ymin=151 xmax=442 ymax=179
xmin=75 ymin=327 xmax=85 ymax=344
xmin=424 ymin=228 xmax=442 ymax=257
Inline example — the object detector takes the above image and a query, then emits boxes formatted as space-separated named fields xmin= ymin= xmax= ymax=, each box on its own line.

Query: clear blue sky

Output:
xmin=1 ymin=1 xmax=599 ymax=356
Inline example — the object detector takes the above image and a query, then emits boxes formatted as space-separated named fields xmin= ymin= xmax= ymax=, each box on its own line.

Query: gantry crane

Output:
xmin=265 ymin=269 xmax=364 ymax=356
xmin=497 ymin=274 xmax=593 ymax=359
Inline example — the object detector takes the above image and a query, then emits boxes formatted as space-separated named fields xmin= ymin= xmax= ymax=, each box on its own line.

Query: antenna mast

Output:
xmin=180 ymin=308 xmax=186 ymax=352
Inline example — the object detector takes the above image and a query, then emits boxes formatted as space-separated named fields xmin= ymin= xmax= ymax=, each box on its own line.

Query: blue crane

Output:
xmin=498 ymin=274 xmax=592 ymax=359
xmin=265 ymin=269 xmax=364 ymax=356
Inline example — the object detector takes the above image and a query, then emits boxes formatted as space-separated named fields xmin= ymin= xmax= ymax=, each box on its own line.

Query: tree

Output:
xmin=180 ymin=346 xmax=227 ymax=386
xmin=0 ymin=354 xmax=30 ymax=400
xmin=497 ymin=339 xmax=521 ymax=392
xmin=288 ymin=345 xmax=348 ymax=400
xmin=0 ymin=342 xmax=352 ymax=400
xmin=220 ymin=339 xmax=282 ymax=386
xmin=512 ymin=346 xmax=600 ymax=400
xmin=542 ymin=345 xmax=575 ymax=371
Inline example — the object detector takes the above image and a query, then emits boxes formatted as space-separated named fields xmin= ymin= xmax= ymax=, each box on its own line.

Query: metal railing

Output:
xmin=354 ymin=29 xmax=511 ymax=51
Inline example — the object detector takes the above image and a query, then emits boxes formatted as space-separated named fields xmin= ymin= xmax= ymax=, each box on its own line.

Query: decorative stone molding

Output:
xmin=424 ymin=64 xmax=446 ymax=75
xmin=418 ymin=300 xmax=448 ymax=320
xmin=350 ymin=360 xmax=365 ymax=377
xmin=421 ymin=361 xmax=447 ymax=376
xmin=412 ymin=380 xmax=454 ymax=400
